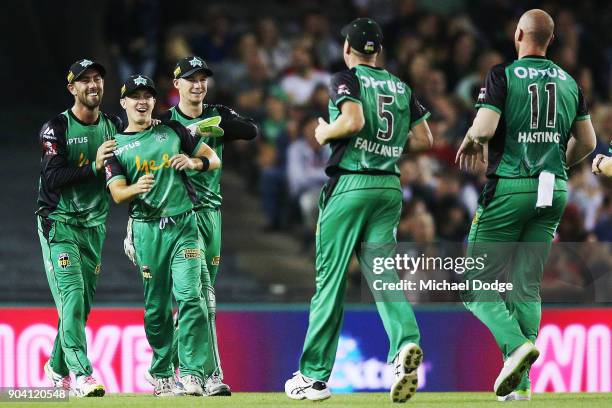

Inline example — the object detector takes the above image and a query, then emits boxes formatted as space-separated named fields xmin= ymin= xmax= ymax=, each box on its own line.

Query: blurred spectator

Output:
xmin=309 ymin=84 xmax=331 ymax=120
xmin=302 ymin=10 xmax=343 ymax=70
xmin=189 ymin=7 xmax=234 ymax=64
xmin=287 ymin=116 xmax=331 ymax=246
xmin=455 ymin=51 xmax=504 ymax=107
xmin=106 ymin=0 xmax=160 ymax=82
xmin=443 ymin=32 xmax=477 ymax=90
xmin=280 ymin=45 xmax=331 ymax=106
xmin=257 ymin=18 xmax=292 ymax=77
xmin=568 ymin=162 xmax=604 ymax=231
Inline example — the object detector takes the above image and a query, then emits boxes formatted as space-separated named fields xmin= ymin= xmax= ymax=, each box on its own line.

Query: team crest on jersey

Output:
xmin=155 ymin=132 xmax=169 ymax=142
xmin=338 ymin=84 xmax=350 ymax=95
xmin=142 ymin=265 xmax=152 ymax=279
xmin=477 ymin=88 xmax=486 ymax=102
xmin=184 ymin=248 xmax=200 ymax=259
xmin=58 ymin=253 xmax=71 ymax=269
xmin=212 ymin=256 xmax=221 ymax=266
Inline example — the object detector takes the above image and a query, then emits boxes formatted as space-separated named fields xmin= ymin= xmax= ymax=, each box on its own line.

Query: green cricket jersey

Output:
xmin=326 ymin=64 xmax=430 ymax=176
xmin=105 ymin=122 xmax=201 ymax=220
xmin=475 ymin=56 xmax=590 ymax=180
xmin=36 ymin=109 xmax=122 ymax=227
xmin=159 ymin=104 xmax=257 ymax=210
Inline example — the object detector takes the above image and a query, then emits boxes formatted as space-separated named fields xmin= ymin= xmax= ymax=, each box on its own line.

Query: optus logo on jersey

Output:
xmin=115 ymin=141 xmax=141 ymax=155
xmin=67 ymin=137 xmax=87 ymax=145
xmin=359 ymin=76 xmax=406 ymax=94
xmin=135 ymin=154 xmax=171 ymax=174
xmin=513 ymin=67 xmax=568 ymax=80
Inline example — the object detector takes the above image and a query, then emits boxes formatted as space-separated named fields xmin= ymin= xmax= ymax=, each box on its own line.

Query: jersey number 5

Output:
xmin=528 ymin=83 xmax=557 ymax=129
xmin=376 ymin=94 xmax=395 ymax=141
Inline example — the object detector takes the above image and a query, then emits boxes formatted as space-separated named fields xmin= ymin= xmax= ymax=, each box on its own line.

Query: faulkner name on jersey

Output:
xmin=517 ymin=131 xmax=561 ymax=143
xmin=354 ymin=137 xmax=403 ymax=158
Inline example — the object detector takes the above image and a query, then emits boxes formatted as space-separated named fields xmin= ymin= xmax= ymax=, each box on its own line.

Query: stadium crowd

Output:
xmin=104 ymin=0 xmax=612 ymax=298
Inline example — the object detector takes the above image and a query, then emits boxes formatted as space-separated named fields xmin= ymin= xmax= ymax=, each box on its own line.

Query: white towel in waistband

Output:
xmin=536 ymin=171 xmax=555 ymax=208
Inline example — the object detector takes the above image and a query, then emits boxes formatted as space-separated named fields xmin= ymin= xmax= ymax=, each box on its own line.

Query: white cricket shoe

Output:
xmin=72 ymin=375 xmax=105 ymax=397
xmin=497 ymin=389 xmax=531 ymax=401
xmin=144 ymin=372 xmax=177 ymax=397
xmin=204 ymin=374 xmax=231 ymax=396
xmin=284 ymin=371 xmax=331 ymax=401
xmin=175 ymin=375 xmax=204 ymax=396
xmin=494 ymin=342 xmax=539 ymax=397
xmin=390 ymin=343 xmax=423 ymax=403
xmin=44 ymin=360 xmax=71 ymax=391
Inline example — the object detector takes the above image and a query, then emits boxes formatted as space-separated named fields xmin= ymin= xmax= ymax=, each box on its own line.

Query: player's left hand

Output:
xmin=315 ymin=117 xmax=330 ymax=145
xmin=151 ymin=118 xmax=161 ymax=126
xmin=170 ymin=154 xmax=198 ymax=170
xmin=456 ymin=134 xmax=485 ymax=173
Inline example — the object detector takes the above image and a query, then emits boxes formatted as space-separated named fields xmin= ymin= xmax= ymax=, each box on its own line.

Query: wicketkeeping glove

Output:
xmin=124 ymin=217 xmax=137 ymax=266
xmin=186 ymin=116 xmax=224 ymax=138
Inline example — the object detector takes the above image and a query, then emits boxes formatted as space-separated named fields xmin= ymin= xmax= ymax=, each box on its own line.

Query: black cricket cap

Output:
xmin=173 ymin=56 xmax=214 ymax=79
xmin=120 ymin=74 xmax=157 ymax=98
xmin=341 ymin=18 xmax=383 ymax=54
xmin=67 ymin=59 xmax=106 ymax=83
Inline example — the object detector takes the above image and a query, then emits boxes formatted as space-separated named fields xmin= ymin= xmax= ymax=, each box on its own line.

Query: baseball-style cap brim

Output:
xmin=179 ymin=66 xmax=214 ymax=79
xmin=122 ymin=85 xmax=157 ymax=98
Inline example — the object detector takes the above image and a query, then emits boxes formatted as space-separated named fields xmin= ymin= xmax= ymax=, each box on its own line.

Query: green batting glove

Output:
xmin=194 ymin=116 xmax=224 ymax=137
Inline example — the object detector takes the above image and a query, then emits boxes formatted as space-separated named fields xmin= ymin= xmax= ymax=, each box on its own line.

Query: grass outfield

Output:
xmin=19 ymin=392 xmax=611 ymax=407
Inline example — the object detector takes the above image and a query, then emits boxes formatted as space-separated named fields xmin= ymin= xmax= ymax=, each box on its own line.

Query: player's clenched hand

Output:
xmin=133 ymin=174 xmax=154 ymax=194
xmin=170 ymin=154 xmax=198 ymax=170
xmin=592 ymin=154 xmax=607 ymax=174
xmin=315 ymin=117 xmax=330 ymax=145
xmin=455 ymin=133 xmax=485 ymax=173
xmin=95 ymin=140 xmax=117 ymax=171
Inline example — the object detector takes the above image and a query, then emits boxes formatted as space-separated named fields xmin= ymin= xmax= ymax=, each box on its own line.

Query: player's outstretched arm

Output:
xmin=468 ymin=107 xmax=500 ymax=144
xmin=456 ymin=107 xmax=500 ymax=172
xmin=108 ymin=175 xmax=154 ymax=204
xmin=314 ymin=101 xmax=364 ymax=145
xmin=406 ymin=121 xmax=433 ymax=152
xmin=567 ymin=119 xmax=596 ymax=168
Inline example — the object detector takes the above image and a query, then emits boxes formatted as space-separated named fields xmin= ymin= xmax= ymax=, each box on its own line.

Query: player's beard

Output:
xmin=78 ymin=89 xmax=103 ymax=110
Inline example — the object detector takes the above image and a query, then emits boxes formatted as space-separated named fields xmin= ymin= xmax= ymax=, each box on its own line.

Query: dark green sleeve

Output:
xmin=166 ymin=120 xmax=200 ymax=155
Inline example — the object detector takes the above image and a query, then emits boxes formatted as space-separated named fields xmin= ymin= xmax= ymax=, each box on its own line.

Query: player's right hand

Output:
xmin=133 ymin=174 xmax=154 ymax=194
xmin=95 ymin=140 xmax=117 ymax=171
xmin=592 ymin=154 xmax=606 ymax=174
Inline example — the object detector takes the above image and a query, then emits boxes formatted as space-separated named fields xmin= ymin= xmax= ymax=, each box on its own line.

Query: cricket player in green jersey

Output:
xmin=285 ymin=18 xmax=433 ymax=403
xmin=455 ymin=9 xmax=597 ymax=401
xmin=37 ymin=59 xmax=122 ymax=397
xmin=105 ymin=75 xmax=220 ymax=397
xmin=158 ymin=56 xmax=258 ymax=396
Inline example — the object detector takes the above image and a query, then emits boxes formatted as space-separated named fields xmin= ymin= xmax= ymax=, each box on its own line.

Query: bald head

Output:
xmin=517 ymin=9 xmax=555 ymax=49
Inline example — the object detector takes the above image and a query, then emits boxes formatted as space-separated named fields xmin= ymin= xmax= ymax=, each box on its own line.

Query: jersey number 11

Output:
xmin=528 ymin=83 xmax=557 ymax=129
